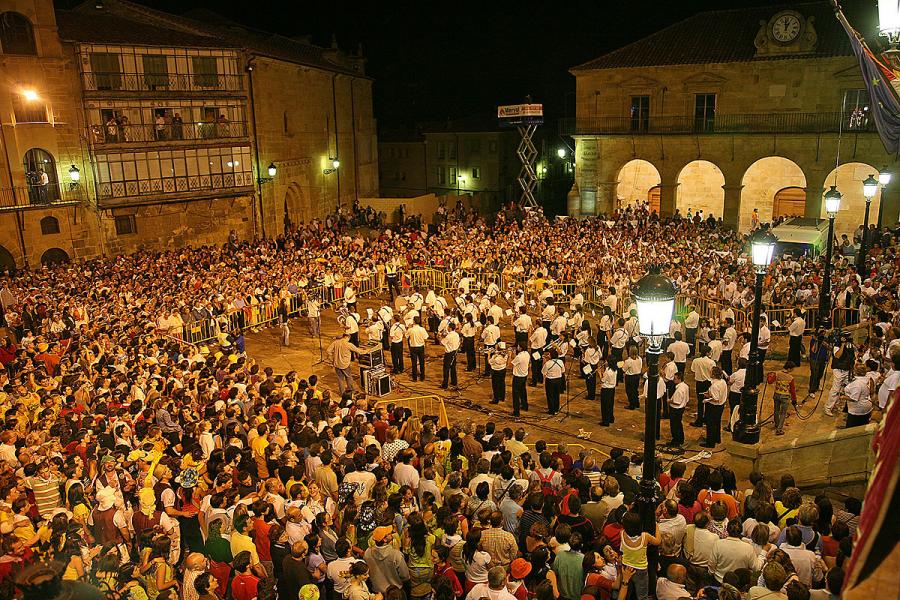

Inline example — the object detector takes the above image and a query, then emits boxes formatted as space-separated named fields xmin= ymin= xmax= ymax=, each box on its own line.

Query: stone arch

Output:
xmin=0 ymin=245 xmax=16 ymax=274
xmin=821 ymin=162 xmax=882 ymax=238
xmin=40 ymin=216 xmax=60 ymax=235
xmin=773 ymin=187 xmax=806 ymax=219
xmin=675 ymin=160 xmax=725 ymax=219
xmin=739 ymin=157 xmax=807 ymax=231
xmin=283 ymin=182 xmax=311 ymax=231
xmin=23 ymin=148 xmax=60 ymax=204
xmin=40 ymin=247 xmax=69 ymax=267
xmin=0 ymin=12 xmax=36 ymax=56
xmin=615 ymin=159 xmax=660 ymax=211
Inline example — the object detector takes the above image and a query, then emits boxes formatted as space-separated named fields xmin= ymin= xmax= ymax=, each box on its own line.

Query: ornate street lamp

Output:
xmin=735 ymin=229 xmax=777 ymax=444
xmin=68 ymin=165 xmax=80 ymax=189
xmin=258 ymin=162 xmax=277 ymax=184
xmin=632 ymin=265 xmax=675 ymax=576
xmin=819 ymin=186 xmax=841 ymax=329
xmin=324 ymin=158 xmax=340 ymax=175
xmin=857 ymin=174 xmax=878 ymax=273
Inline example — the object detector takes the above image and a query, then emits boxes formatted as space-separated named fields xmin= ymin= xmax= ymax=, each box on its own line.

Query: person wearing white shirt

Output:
xmin=541 ymin=348 xmax=565 ymax=415
xmin=623 ymin=346 xmax=643 ymax=409
xmin=788 ymin=308 xmax=805 ymax=366
xmin=599 ymin=360 xmax=618 ymax=426
xmin=489 ymin=342 xmax=509 ymax=404
xmin=757 ymin=315 xmax=771 ymax=382
xmin=642 ymin=372 xmax=667 ymax=441
xmin=307 ymin=296 xmax=321 ymax=337
xmin=511 ymin=343 xmax=530 ymax=416
xmin=376 ymin=305 xmax=393 ymax=350
xmin=603 ymin=288 xmax=618 ymax=314
xmin=582 ymin=339 xmax=602 ymax=402
xmin=481 ymin=317 xmax=502 ymax=376
xmin=529 ymin=325 xmax=548 ymax=386
xmin=461 ymin=314 xmax=479 ymax=372
xmin=721 ymin=318 xmax=737 ymax=375
xmin=684 ymin=307 xmax=700 ymax=354
xmin=668 ymin=372 xmax=689 ymax=447
xmin=708 ymin=520 xmax=757 ymax=583
xmin=727 ymin=360 xmax=747 ymax=430
xmin=406 ymin=317 xmax=428 ymax=382
xmin=878 ymin=354 xmax=900 ymax=410
xmin=702 ymin=367 xmax=728 ymax=447
xmin=343 ymin=284 xmax=357 ymax=311
xmin=668 ymin=332 xmax=690 ymax=377
xmin=780 ymin=526 xmax=823 ymax=587
xmin=843 ymin=364 xmax=874 ymax=428
xmin=690 ymin=347 xmax=716 ymax=427
xmin=389 ymin=316 xmax=406 ymax=374
xmin=658 ymin=500 xmax=687 ymax=556
xmin=440 ymin=322 xmax=461 ymax=389
xmin=366 ymin=319 xmax=384 ymax=345
xmin=513 ymin=307 xmax=532 ymax=348
xmin=550 ymin=313 xmax=567 ymax=340
xmin=684 ymin=514 xmax=719 ymax=573
xmin=707 ymin=330 xmax=723 ymax=363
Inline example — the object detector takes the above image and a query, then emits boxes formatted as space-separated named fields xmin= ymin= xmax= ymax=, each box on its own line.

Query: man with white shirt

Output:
xmin=690 ymin=346 xmax=716 ymax=427
xmin=658 ymin=500 xmax=687 ymax=556
xmin=529 ymin=324 xmax=548 ymax=386
xmin=779 ymin=526 xmax=824 ymax=587
xmin=757 ymin=315 xmax=771 ymax=382
xmin=668 ymin=332 xmax=690 ymax=377
xmin=878 ymin=353 xmax=900 ymax=410
xmin=727 ymin=359 xmax=747 ymax=430
xmin=788 ymin=308 xmax=805 ymax=366
xmin=481 ymin=316 xmax=501 ymax=376
xmin=721 ymin=318 xmax=737 ymax=375
xmin=513 ymin=306 xmax=532 ymax=349
xmin=668 ymin=372 xmax=689 ymax=448
xmin=603 ymin=287 xmax=618 ymax=315
xmin=540 ymin=298 xmax=556 ymax=333
xmin=406 ymin=317 xmax=428 ymax=382
xmin=307 ymin=295 xmax=321 ymax=337
xmin=510 ymin=344 xmax=530 ymax=416
xmin=684 ymin=306 xmax=700 ymax=355
xmin=389 ymin=315 xmax=406 ymax=374
xmin=707 ymin=329 xmax=723 ymax=365
xmin=440 ymin=321 xmax=461 ymax=389
xmin=656 ymin=564 xmax=689 ymax=600
xmin=393 ymin=449 xmax=420 ymax=489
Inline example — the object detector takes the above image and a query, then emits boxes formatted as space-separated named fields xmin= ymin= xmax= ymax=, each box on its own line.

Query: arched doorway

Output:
xmin=773 ymin=187 xmax=806 ymax=219
xmin=821 ymin=163 xmax=882 ymax=238
xmin=23 ymin=148 xmax=60 ymax=204
xmin=0 ymin=245 xmax=16 ymax=275
xmin=283 ymin=182 xmax=311 ymax=231
xmin=40 ymin=247 xmax=69 ymax=267
xmin=616 ymin=159 xmax=660 ymax=211
xmin=676 ymin=160 xmax=725 ymax=219
xmin=740 ymin=157 xmax=806 ymax=231
xmin=647 ymin=186 xmax=661 ymax=214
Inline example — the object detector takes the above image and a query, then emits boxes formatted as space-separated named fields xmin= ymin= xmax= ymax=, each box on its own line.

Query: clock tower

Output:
xmin=754 ymin=9 xmax=819 ymax=56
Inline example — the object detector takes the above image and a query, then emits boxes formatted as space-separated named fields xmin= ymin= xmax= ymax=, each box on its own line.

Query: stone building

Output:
xmin=0 ymin=0 xmax=377 ymax=269
xmin=567 ymin=1 xmax=900 ymax=236
xmin=378 ymin=130 xmax=427 ymax=198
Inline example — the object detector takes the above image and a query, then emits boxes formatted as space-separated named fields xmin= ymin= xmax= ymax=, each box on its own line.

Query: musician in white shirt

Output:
xmin=510 ymin=343 xmax=530 ymax=416
xmin=461 ymin=313 xmax=479 ymax=372
xmin=721 ymin=318 xmax=737 ymax=375
xmin=690 ymin=346 xmax=716 ymax=427
xmin=599 ymin=359 xmax=618 ymax=426
xmin=668 ymin=372 xmax=689 ymax=447
xmin=529 ymin=325 xmax=548 ymax=386
xmin=307 ymin=296 xmax=321 ymax=337
xmin=481 ymin=316 xmax=502 ymax=376
xmin=440 ymin=322 xmax=461 ymax=389
xmin=787 ymin=308 xmax=805 ymax=366
xmin=622 ymin=346 xmax=643 ymax=409
xmin=513 ymin=307 xmax=532 ymax=348
xmin=701 ymin=367 xmax=728 ymax=447
xmin=757 ymin=315 xmax=771 ymax=383
xmin=489 ymin=342 xmax=509 ymax=404
xmin=389 ymin=315 xmax=406 ymax=374
xmin=684 ymin=306 xmax=700 ymax=354
xmin=343 ymin=284 xmax=357 ymax=311
xmin=406 ymin=317 xmax=429 ymax=382
xmin=540 ymin=300 xmax=556 ymax=331
xmin=582 ymin=338 xmax=602 ymax=401
xmin=707 ymin=329 xmax=723 ymax=364
xmin=541 ymin=348 xmax=565 ymax=415
xmin=376 ymin=305 xmax=393 ymax=350
xmin=668 ymin=332 xmax=691 ymax=377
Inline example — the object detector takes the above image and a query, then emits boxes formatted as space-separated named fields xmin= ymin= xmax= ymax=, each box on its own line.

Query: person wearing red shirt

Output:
xmin=231 ymin=550 xmax=260 ymax=600
xmin=432 ymin=544 xmax=463 ymax=598
xmin=251 ymin=501 xmax=274 ymax=575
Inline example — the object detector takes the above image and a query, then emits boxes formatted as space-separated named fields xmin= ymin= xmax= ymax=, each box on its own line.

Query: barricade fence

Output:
xmin=161 ymin=266 xmax=863 ymax=348
xmin=373 ymin=395 xmax=450 ymax=429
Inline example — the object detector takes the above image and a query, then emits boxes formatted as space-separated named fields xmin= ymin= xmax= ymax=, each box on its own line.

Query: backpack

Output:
xmin=536 ymin=468 xmax=558 ymax=497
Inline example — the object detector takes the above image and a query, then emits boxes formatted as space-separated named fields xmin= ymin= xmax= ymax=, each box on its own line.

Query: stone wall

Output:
xmin=819 ymin=162 xmax=884 ymax=238
xmin=740 ymin=157 xmax=807 ymax=230
xmin=616 ymin=159 xmax=660 ymax=207
xmin=676 ymin=160 xmax=725 ymax=218
xmin=726 ymin=424 xmax=876 ymax=497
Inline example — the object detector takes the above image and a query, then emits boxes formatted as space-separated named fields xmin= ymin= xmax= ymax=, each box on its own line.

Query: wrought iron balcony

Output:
xmin=559 ymin=111 xmax=879 ymax=136
xmin=97 ymin=172 xmax=255 ymax=201
xmin=88 ymin=121 xmax=249 ymax=146
xmin=82 ymin=72 xmax=245 ymax=93
xmin=0 ymin=186 xmax=83 ymax=210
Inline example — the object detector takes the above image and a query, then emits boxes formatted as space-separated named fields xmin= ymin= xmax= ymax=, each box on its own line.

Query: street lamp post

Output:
xmin=857 ymin=174 xmax=878 ymax=274
xmin=735 ymin=229 xmax=777 ymax=444
xmin=633 ymin=265 xmax=676 ymax=577
xmin=819 ymin=186 xmax=842 ymax=330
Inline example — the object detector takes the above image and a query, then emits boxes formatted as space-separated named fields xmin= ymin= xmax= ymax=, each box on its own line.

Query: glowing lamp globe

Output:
xmin=633 ymin=266 xmax=676 ymax=338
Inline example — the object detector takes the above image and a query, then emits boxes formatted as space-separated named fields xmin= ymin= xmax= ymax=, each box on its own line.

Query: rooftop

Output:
xmin=571 ymin=1 xmax=853 ymax=72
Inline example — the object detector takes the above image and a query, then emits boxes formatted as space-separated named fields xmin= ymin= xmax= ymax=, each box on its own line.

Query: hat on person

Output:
xmin=99 ymin=454 xmax=117 ymax=468
xmin=37 ymin=343 xmax=49 ymax=353
xmin=175 ymin=468 xmax=199 ymax=489
xmin=300 ymin=585 xmax=320 ymax=600
xmin=510 ymin=558 xmax=532 ymax=580
xmin=372 ymin=525 xmax=394 ymax=543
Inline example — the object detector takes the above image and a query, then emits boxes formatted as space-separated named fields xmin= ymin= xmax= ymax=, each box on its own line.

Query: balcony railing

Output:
xmin=82 ymin=72 xmax=245 ymax=93
xmin=88 ymin=121 xmax=249 ymax=145
xmin=0 ymin=186 xmax=83 ymax=209
xmin=559 ymin=111 xmax=879 ymax=136
xmin=97 ymin=172 xmax=255 ymax=201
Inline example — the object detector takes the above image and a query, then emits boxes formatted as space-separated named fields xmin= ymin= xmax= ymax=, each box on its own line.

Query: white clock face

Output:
xmin=772 ymin=14 xmax=801 ymax=43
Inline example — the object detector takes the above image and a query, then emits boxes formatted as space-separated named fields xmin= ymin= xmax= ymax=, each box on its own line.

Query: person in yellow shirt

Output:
xmin=251 ymin=423 xmax=270 ymax=479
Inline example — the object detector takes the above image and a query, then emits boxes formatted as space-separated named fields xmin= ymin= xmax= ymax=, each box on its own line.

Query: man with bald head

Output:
xmin=656 ymin=564 xmax=689 ymax=600
xmin=182 ymin=552 xmax=209 ymax=600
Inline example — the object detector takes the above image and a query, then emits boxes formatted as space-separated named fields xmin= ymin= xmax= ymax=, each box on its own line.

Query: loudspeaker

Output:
xmin=363 ymin=368 xmax=391 ymax=397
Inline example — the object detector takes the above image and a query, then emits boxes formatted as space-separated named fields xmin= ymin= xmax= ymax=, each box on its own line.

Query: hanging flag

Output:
xmin=835 ymin=3 xmax=900 ymax=153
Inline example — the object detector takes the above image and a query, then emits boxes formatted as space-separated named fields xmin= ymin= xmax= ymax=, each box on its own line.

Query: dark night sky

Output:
xmin=58 ymin=0 xmax=881 ymax=128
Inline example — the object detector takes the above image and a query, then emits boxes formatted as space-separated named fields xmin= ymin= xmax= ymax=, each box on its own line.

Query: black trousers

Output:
xmin=515 ymin=331 xmax=528 ymax=348
xmin=491 ymin=368 xmax=506 ymax=402
xmin=410 ymin=345 xmax=426 ymax=380
xmin=727 ymin=390 xmax=741 ymax=426
xmin=705 ymin=402 xmax=725 ymax=445
xmin=390 ymin=341 xmax=404 ymax=372
xmin=545 ymin=377 xmax=563 ymax=414
xmin=464 ymin=337 xmax=476 ymax=371
xmin=381 ymin=330 xmax=389 ymax=351
xmin=669 ymin=406 xmax=685 ymax=446
xmin=530 ymin=352 xmax=544 ymax=385
xmin=686 ymin=328 xmax=697 ymax=353
xmin=788 ymin=335 xmax=802 ymax=366
xmin=676 ymin=362 xmax=686 ymax=378
xmin=720 ymin=350 xmax=733 ymax=376
xmin=585 ymin=372 xmax=596 ymax=401
xmin=442 ymin=351 xmax=458 ymax=387
xmin=757 ymin=349 xmax=767 ymax=382
xmin=600 ymin=386 xmax=615 ymax=424
xmin=386 ymin=275 xmax=399 ymax=300
xmin=428 ymin=314 xmax=440 ymax=337
xmin=512 ymin=375 xmax=528 ymax=415
xmin=846 ymin=412 xmax=871 ymax=428
xmin=694 ymin=380 xmax=711 ymax=423
xmin=625 ymin=374 xmax=641 ymax=408
xmin=809 ymin=359 xmax=825 ymax=393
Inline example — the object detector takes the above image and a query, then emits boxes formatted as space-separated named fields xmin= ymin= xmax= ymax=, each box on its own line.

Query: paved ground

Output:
xmin=245 ymin=296 xmax=841 ymax=466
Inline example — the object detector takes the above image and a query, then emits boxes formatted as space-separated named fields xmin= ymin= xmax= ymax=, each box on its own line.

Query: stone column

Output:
xmin=594 ymin=180 xmax=618 ymax=216
xmin=805 ymin=186 xmax=825 ymax=219
xmin=722 ymin=184 xmax=743 ymax=230
xmin=658 ymin=183 xmax=677 ymax=217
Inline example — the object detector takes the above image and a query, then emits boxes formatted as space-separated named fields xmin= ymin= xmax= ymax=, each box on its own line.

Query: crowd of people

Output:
xmin=0 ymin=201 xmax=895 ymax=600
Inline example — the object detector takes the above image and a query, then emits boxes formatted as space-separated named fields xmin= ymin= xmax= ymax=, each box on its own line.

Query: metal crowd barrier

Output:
xmin=373 ymin=395 xmax=450 ymax=429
